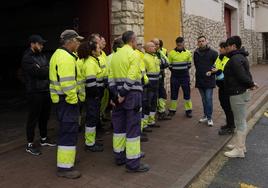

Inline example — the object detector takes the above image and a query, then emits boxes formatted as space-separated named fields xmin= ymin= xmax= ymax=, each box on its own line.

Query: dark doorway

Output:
xmin=224 ymin=7 xmax=232 ymax=38
xmin=0 ymin=0 xmax=111 ymax=105
xmin=263 ymin=33 xmax=268 ymax=61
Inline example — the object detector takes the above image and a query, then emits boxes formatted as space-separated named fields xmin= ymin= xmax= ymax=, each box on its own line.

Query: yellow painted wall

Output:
xmin=144 ymin=0 xmax=182 ymax=51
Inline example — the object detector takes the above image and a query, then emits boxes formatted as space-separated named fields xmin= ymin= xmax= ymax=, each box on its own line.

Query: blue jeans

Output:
xmin=198 ymin=88 xmax=213 ymax=120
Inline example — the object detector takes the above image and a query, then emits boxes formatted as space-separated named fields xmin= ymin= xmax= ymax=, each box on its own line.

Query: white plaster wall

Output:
xmin=255 ymin=5 xmax=268 ymax=32
xmin=185 ymin=0 xmax=222 ymax=22
xmin=244 ymin=1 xmax=256 ymax=30
xmin=224 ymin=0 xmax=239 ymax=9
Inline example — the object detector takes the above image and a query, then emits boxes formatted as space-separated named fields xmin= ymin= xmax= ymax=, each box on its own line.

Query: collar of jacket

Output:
xmin=146 ymin=52 xmax=156 ymax=57
xmin=60 ymin=47 xmax=78 ymax=60
xmin=219 ymin=54 xmax=225 ymax=60
xmin=174 ymin=48 xmax=186 ymax=53
xmin=198 ymin=45 xmax=210 ymax=52
xmin=227 ymin=47 xmax=249 ymax=58
xmin=27 ymin=48 xmax=42 ymax=56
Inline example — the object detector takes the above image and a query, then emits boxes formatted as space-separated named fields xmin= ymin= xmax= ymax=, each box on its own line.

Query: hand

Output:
xmin=110 ymin=100 xmax=116 ymax=107
xmin=118 ymin=95 xmax=125 ymax=104
xmin=211 ymin=68 xmax=218 ymax=72
xmin=206 ymin=71 xmax=212 ymax=76
xmin=250 ymin=82 xmax=259 ymax=90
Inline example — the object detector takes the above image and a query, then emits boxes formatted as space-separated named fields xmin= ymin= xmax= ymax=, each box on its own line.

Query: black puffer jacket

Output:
xmin=224 ymin=48 xmax=254 ymax=95
xmin=21 ymin=48 xmax=49 ymax=93
xmin=194 ymin=46 xmax=218 ymax=88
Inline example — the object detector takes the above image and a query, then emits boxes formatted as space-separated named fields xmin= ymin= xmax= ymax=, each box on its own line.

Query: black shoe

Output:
xmin=168 ymin=111 xmax=176 ymax=117
xmin=115 ymin=159 xmax=126 ymax=166
xmin=141 ymin=136 xmax=149 ymax=142
xmin=96 ymin=142 xmax=104 ymax=146
xmin=85 ymin=144 xmax=104 ymax=152
xmin=143 ymin=127 xmax=153 ymax=133
xmin=140 ymin=151 xmax=145 ymax=158
xmin=148 ymin=123 xmax=160 ymax=128
xmin=158 ymin=112 xmax=172 ymax=121
xmin=220 ymin=125 xmax=228 ymax=130
xmin=126 ymin=163 xmax=150 ymax=173
xmin=57 ymin=170 xmax=81 ymax=179
xmin=26 ymin=143 xmax=41 ymax=156
xmin=186 ymin=111 xmax=193 ymax=118
xmin=40 ymin=138 xmax=56 ymax=147
xmin=218 ymin=128 xmax=234 ymax=135
xmin=141 ymin=132 xmax=147 ymax=137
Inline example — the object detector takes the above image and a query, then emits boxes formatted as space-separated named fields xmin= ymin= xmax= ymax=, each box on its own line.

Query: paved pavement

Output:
xmin=209 ymin=115 xmax=268 ymax=188
xmin=0 ymin=64 xmax=267 ymax=188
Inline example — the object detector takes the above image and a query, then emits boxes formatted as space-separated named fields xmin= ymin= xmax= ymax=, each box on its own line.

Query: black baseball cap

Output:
xmin=28 ymin=35 xmax=46 ymax=44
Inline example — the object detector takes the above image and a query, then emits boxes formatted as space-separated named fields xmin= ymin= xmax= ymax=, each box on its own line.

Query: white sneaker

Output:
xmin=199 ymin=117 xmax=208 ymax=123
xmin=207 ymin=119 xmax=214 ymax=127
xmin=226 ymin=144 xmax=247 ymax=153
xmin=224 ymin=148 xmax=245 ymax=158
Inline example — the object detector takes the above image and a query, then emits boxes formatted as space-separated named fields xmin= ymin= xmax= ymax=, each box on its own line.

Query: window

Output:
xmin=247 ymin=1 xmax=250 ymax=16
xmin=251 ymin=7 xmax=254 ymax=17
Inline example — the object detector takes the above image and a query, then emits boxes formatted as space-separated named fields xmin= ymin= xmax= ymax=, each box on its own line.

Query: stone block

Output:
xmin=111 ymin=0 xmax=122 ymax=12
xmin=122 ymin=1 xmax=134 ymax=11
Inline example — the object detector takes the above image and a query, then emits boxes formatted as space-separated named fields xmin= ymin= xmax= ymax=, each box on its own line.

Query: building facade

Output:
xmin=111 ymin=0 xmax=267 ymax=88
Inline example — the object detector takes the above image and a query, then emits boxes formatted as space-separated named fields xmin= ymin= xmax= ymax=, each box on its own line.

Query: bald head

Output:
xmin=144 ymin=42 xmax=156 ymax=53
xmin=151 ymin=38 xmax=160 ymax=50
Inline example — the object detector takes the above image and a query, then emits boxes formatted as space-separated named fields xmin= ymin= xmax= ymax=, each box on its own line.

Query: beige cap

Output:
xmin=60 ymin=29 xmax=84 ymax=41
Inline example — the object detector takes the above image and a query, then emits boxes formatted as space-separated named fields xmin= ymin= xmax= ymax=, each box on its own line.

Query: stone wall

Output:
xmin=111 ymin=0 xmax=144 ymax=44
xmin=239 ymin=0 xmax=263 ymax=65
xmin=181 ymin=0 xmax=263 ymax=86
xmin=240 ymin=29 xmax=263 ymax=65
xmin=182 ymin=14 xmax=227 ymax=85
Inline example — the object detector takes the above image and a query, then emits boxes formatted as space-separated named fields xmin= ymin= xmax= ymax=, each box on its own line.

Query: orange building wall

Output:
xmin=144 ymin=0 xmax=182 ymax=51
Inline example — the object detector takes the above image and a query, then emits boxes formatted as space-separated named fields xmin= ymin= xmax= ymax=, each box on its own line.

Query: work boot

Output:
xmin=186 ymin=111 xmax=193 ymax=118
xmin=126 ymin=163 xmax=150 ymax=173
xmin=95 ymin=141 xmax=104 ymax=146
xmin=115 ymin=159 xmax=126 ymax=166
xmin=218 ymin=128 xmax=234 ymax=135
xmin=57 ymin=170 xmax=81 ymax=179
xmin=220 ymin=125 xmax=228 ymax=130
xmin=158 ymin=112 xmax=172 ymax=121
xmin=141 ymin=132 xmax=147 ymax=137
xmin=143 ymin=127 xmax=153 ymax=133
xmin=140 ymin=151 xmax=145 ymax=158
xmin=141 ymin=135 xmax=149 ymax=142
xmin=85 ymin=144 xmax=104 ymax=152
xmin=167 ymin=111 xmax=176 ymax=117
xmin=26 ymin=143 xmax=41 ymax=156
xmin=40 ymin=137 xmax=56 ymax=147
xmin=224 ymin=131 xmax=246 ymax=158
xmin=148 ymin=123 xmax=160 ymax=128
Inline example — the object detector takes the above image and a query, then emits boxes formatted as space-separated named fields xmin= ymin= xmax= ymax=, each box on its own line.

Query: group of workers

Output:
xmin=21 ymin=28 xmax=257 ymax=179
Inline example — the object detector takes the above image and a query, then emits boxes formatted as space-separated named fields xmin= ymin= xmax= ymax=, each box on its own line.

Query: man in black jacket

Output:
xmin=22 ymin=35 xmax=55 ymax=156
xmin=223 ymin=36 xmax=258 ymax=158
xmin=194 ymin=36 xmax=218 ymax=127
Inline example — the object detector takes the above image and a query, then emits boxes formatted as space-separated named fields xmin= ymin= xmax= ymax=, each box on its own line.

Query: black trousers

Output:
xmin=218 ymin=82 xmax=235 ymax=129
xmin=158 ymin=75 xmax=167 ymax=99
xmin=26 ymin=92 xmax=50 ymax=143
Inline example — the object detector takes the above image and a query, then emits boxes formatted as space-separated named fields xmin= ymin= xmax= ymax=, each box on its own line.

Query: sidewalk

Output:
xmin=0 ymin=64 xmax=267 ymax=188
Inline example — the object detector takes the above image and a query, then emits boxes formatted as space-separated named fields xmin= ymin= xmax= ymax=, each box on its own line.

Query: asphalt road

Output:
xmin=209 ymin=115 xmax=268 ymax=188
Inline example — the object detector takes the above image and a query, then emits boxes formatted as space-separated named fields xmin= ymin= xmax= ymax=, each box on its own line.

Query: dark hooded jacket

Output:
xmin=193 ymin=46 xmax=218 ymax=88
xmin=21 ymin=48 xmax=49 ymax=93
xmin=224 ymin=47 xmax=254 ymax=95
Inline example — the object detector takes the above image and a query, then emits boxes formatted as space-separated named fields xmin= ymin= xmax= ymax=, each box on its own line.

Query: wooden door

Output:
xmin=224 ymin=8 xmax=232 ymax=38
